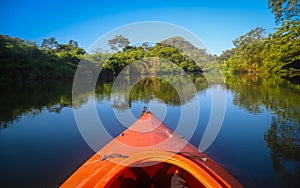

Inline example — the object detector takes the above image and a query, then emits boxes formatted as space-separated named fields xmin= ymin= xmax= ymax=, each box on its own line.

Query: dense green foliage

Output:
xmin=218 ymin=20 xmax=300 ymax=75
xmin=218 ymin=27 xmax=266 ymax=73
xmin=268 ymin=0 xmax=299 ymax=23
xmin=100 ymin=41 xmax=203 ymax=76
xmin=0 ymin=35 xmax=85 ymax=85
xmin=160 ymin=37 xmax=216 ymax=70
xmin=218 ymin=0 xmax=300 ymax=76
xmin=0 ymin=34 xmax=205 ymax=85
xmin=2 ymin=0 xmax=299 ymax=84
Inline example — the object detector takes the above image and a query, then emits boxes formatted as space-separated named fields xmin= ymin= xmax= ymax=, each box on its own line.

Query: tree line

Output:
xmin=0 ymin=35 xmax=85 ymax=85
xmin=1 ymin=0 xmax=298 ymax=85
xmin=101 ymin=38 xmax=203 ymax=76
xmin=217 ymin=0 xmax=300 ymax=76
xmin=0 ymin=34 xmax=206 ymax=86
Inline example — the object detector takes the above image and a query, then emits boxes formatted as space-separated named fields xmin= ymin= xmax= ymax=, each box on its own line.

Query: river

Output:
xmin=0 ymin=74 xmax=299 ymax=187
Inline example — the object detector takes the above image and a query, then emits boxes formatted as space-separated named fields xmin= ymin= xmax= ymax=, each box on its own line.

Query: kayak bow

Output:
xmin=61 ymin=111 xmax=243 ymax=188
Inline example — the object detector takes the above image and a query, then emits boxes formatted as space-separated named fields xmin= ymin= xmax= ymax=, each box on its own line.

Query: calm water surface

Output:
xmin=0 ymin=75 xmax=299 ymax=187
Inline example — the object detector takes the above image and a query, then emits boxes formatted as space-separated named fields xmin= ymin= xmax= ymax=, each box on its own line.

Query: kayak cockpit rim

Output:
xmin=98 ymin=150 xmax=233 ymax=188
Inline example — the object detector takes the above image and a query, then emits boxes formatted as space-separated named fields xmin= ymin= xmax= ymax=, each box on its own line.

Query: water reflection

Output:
xmin=224 ymin=74 xmax=300 ymax=185
xmin=103 ymin=74 xmax=208 ymax=110
xmin=0 ymin=81 xmax=73 ymax=129
xmin=224 ymin=74 xmax=300 ymax=123
xmin=1 ymin=72 xmax=300 ymax=187
xmin=1 ymin=74 xmax=208 ymax=129
xmin=264 ymin=116 xmax=300 ymax=179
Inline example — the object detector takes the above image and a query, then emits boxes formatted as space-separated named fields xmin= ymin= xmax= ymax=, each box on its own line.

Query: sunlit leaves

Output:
xmin=268 ymin=0 xmax=300 ymax=23
xmin=219 ymin=20 xmax=300 ymax=75
xmin=0 ymin=35 xmax=86 ymax=84
xmin=101 ymin=40 xmax=202 ymax=76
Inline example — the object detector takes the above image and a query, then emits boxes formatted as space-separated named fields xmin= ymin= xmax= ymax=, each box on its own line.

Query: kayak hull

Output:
xmin=61 ymin=112 xmax=243 ymax=188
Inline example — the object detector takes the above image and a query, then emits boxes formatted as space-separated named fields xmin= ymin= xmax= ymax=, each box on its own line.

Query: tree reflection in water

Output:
xmin=0 ymin=81 xmax=73 ymax=129
xmin=99 ymin=74 xmax=208 ymax=110
xmin=225 ymin=73 xmax=300 ymax=185
xmin=0 ymin=74 xmax=208 ymax=129
xmin=264 ymin=116 xmax=300 ymax=184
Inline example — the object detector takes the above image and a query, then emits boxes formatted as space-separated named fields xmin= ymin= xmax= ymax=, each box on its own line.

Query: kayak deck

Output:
xmin=61 ymin=112 xmax=243 ymax=187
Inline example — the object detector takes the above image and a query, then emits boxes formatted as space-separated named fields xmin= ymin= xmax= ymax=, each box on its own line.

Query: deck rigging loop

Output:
xmin=174 ymin=151 xmax=208 ymax=162
xmin=100 ymin=153 xmax=129 ymax=161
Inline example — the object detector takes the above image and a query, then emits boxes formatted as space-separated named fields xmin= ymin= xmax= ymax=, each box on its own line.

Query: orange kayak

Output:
xmin=61 ymin=112 xmax=243 ymax=188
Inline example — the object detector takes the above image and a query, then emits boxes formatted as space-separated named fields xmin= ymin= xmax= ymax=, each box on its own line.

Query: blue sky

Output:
xmin=0 ymin=0 xmax=276 ymax=55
